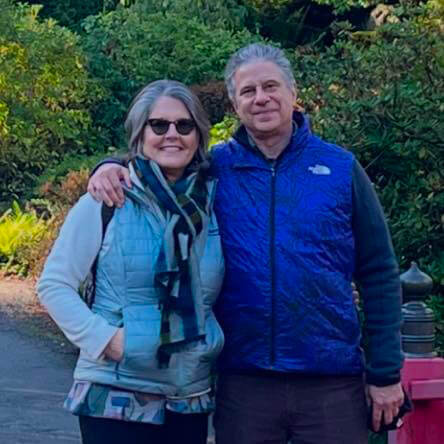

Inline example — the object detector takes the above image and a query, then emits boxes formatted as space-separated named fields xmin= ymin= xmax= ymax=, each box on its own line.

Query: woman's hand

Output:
xmin=88 ymin=164 xmax=131 ymax=208
xmin=103 ymin=328 xmax=124 ymax=362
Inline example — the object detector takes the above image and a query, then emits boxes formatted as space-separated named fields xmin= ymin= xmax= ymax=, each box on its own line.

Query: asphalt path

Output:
xmin=0 ymin=312 xmax=80 ymax=444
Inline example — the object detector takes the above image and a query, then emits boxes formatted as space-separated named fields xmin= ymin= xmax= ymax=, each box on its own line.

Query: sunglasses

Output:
xmin=147 ymin=118 xmax=196 ymax=135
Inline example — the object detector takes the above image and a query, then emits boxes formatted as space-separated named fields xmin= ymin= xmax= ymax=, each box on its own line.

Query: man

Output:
xmin=88 ymin=44 xmax=404 ymax=444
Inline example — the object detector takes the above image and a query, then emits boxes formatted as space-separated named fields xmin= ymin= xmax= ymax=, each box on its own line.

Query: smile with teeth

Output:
xmin=160 ymin=146 xmax=183 ymax=152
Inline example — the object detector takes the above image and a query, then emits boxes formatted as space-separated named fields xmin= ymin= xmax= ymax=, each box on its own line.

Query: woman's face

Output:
xmin=142 ymin=96 xmax=199 ymax=182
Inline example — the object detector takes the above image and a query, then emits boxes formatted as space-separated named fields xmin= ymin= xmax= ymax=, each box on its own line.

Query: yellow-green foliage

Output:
xmin=0 ymin=201 xmax=48 ymax=273
xmin=209 ymin=115 xmax=239 ymax=147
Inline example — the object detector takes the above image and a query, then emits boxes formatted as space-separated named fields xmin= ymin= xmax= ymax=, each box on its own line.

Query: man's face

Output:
xmin=232 ymin=60 xmax=296 ymax=138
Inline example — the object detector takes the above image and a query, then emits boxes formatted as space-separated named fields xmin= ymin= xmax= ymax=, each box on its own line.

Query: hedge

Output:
xmin=0 ymin=0 xmax=107 ymax=204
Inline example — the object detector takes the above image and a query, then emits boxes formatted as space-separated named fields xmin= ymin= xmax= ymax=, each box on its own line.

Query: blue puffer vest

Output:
xmin=74 ymin=178 xmax=225 ymax=396
xmin=212 ymin=112 xmax=363 ymax=375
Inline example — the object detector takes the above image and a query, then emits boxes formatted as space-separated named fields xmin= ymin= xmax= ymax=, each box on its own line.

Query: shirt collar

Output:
xmin=246 ymin=121 xmax=298 ymax=157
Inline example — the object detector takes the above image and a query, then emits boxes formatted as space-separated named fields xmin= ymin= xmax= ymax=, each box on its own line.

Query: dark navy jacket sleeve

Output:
xmin=352 ymin=159 xmax=404 ymax=386
xmin=90 ymin=156 xmax=127 ymax=177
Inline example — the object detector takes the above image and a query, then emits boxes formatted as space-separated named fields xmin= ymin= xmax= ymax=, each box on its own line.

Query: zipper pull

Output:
xmin=270 ymin=160 xmax=276 ymax=176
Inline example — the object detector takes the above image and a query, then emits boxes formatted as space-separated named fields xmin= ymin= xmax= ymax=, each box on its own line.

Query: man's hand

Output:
xmin=103 ymin=328 xmax=124 ymax=362
xmin=87 ymin=164 xmax=131 ymax=207
xmin=367 ymin=382 xmax=404 ymax=432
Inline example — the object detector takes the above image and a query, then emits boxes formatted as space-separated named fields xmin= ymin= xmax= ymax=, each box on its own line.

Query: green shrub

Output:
xmin=34 ymin=151 xmax=118 ymax=194
xmin=23 ymin=0 xmax=104 ymax=31
xmin=81 ymin=8 xmax=264 ymax=148
xmin=130 ymin=0 xmax=249 ymax=31
xmin=0 ymin=201 xmax=49 ymax=275
xmin=247 ymin=0 xmax=376 ymax=14
xmin=10 ymin=167 xmax=92 ymax=278
xmin=288 ymin=7 xmax=443 ymax=343
xmin=8 ymin=165 xmax=93 ymax=278
xmin=0 ymin=0 xmax=107 ymax=204
xmin=247 ymin=0 xmax=294 ymax=8
xmin=428 ymin=294 xmax=444 ymax=356
xmin=242 ymin=0 xmax=379 ymax=48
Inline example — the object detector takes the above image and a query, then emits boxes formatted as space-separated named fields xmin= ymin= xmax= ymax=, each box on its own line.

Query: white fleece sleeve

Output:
xmin=37 ymin=194 xmax=118 ymax=360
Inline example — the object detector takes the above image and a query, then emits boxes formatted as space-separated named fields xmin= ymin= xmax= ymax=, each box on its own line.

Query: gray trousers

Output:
xmin=214 ymin=372 xmax=368 ymax=444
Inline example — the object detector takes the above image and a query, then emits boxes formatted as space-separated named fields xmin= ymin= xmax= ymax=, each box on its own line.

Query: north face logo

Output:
xmin=308 ymin=165 xmax=331 ymax=175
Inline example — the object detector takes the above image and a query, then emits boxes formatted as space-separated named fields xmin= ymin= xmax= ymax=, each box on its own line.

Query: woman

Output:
xmin=38 ymin=80 xmax=225 ymax=444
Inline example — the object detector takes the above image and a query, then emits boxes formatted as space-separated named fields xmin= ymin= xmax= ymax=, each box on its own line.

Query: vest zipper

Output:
xmin=269 ymin=161 xmax=277 ymax=367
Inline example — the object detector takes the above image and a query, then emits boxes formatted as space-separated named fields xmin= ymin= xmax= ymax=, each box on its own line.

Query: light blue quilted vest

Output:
xmin=74 ymin=180 xmax=225 ymax=397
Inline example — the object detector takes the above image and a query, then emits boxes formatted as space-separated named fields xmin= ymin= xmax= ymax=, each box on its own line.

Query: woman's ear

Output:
xmin=231 ymin=98 xmax=238 ymax=114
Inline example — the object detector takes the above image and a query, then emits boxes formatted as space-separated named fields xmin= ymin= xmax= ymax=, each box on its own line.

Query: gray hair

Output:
xmin=224 ymin=43 xmax=296 ymax=102
xmin=125 ymin=80 xmax=210 ymax=164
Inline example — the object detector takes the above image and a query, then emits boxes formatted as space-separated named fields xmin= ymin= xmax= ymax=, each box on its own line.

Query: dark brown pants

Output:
xmin=214 ymin=373 xmax=368 ymax=444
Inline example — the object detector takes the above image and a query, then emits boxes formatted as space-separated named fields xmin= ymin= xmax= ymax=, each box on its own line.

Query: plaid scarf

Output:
xmin=132 ymin=156 xmax=210 ymax=367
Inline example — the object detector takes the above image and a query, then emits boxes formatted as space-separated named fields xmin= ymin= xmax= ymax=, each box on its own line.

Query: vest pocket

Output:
xmin=118 ymin=305 xmax=161 ymax=375
xmin=173 ymin=314 xmax=224 ymax=389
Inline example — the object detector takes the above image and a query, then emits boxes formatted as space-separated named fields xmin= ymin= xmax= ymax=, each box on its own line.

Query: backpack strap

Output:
xmin=100 ymin=203 xmax=116 ymax=239
xmin=87 ymin=204 xmax=115 ymax=307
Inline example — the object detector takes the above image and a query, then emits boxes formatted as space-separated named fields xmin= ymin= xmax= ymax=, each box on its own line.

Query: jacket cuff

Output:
xmin=365 ymin=371 xmax=402 ymax=387
xmin=87 ymin=320 xmax=119 ymax=361
xmin=90 ymin=156 xmax=126 ymax=178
